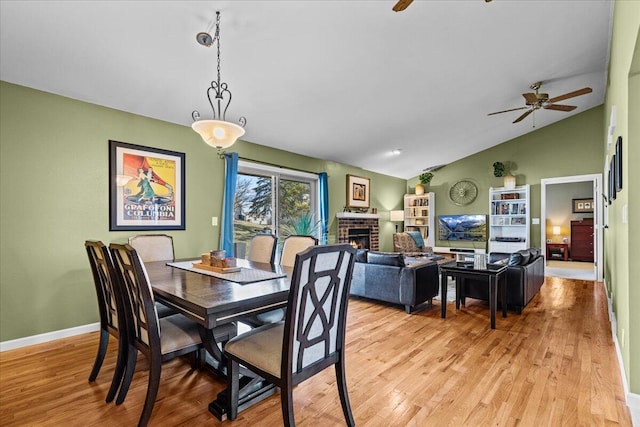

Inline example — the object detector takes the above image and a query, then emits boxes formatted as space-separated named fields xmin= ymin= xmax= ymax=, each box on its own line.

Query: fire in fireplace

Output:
xmin=348 ymin=228 xmax=370 ymax=250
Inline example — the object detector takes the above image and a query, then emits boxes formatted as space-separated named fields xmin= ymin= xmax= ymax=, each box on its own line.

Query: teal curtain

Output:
xmin=222 ymin=152 xmax=238 ymax=255
xmin=319 ymin=172 xmax=329 ymax=244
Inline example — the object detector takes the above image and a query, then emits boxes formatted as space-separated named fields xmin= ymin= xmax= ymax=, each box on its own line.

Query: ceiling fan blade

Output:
xmin=522 ymin=93 xmax=538 ymax=104
xmin=513 ymin=109 xmax=533 ymax=123
xmin=544 ymin=104 xmax=577 ymax=112
xmin=547 ymin=87 xmax=592 ymax=103
xmin=488 ymin=106 xmax=528 ymax=116
xmin=392 ymin=0 xmax=413 ymax=12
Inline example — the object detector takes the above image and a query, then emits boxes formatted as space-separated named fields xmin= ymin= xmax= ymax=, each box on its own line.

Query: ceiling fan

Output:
xmin=487 ymin=81 xmax=593 ymax=124
xmin=393 ymin=0 xmax=492 ymax=12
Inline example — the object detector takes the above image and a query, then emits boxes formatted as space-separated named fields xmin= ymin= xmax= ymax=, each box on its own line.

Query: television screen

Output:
xmin=438 ymin=214 xmax=487 ymax=241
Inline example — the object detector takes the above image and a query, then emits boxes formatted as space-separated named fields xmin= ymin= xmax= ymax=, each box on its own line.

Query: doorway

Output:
xmin=540 ymin=174 xmax=603 ymax=281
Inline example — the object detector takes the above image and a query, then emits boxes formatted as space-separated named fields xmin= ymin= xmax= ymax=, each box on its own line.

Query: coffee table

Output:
xmin=439 ymin=262 xmax=507 ymax=329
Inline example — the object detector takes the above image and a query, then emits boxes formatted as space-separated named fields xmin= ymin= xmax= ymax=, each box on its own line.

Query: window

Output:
xmin=234 ymin=161 xmax=319 ymax=248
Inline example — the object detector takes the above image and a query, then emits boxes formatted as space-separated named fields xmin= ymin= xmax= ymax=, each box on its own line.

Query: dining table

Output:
xmin=145 ymin=258 xmax=292 ymax=420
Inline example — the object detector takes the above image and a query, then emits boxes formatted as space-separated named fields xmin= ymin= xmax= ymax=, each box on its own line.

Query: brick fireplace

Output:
xmin=336 ymin=213 xmax=379 ymax=251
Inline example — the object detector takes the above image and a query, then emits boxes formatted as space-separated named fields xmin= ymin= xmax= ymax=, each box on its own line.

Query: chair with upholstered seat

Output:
xmin=109 ymin=243 xmax=235 ymax=427
xmin=247 ymin=233 xmax=278 ymax=264
xmin=128 ymin=234 xmax=176 ymax=318
xmin=85 ymin=240 xmax=129 ymax=403
xmin=128 ymin=234 xmax=175 ymax=263
xmin=392 ymin=232 xmax=433 ymax=255
xmin=225 ymin=244 xmax=357 ymax=426
xmin=279 ymin=235 xmax=318 ymax=267
xmin=242 ymin=233 xmax=281 ymax=327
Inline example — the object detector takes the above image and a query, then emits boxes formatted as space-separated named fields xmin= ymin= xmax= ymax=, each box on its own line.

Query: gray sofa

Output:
xmin=460 ymin=248 xmax=545 ymax=314
xmin=349 ymin=251 xmax=440 ymax=314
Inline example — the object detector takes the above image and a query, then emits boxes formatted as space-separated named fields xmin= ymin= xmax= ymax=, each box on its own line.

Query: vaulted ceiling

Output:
xmin=0 ymin=1 xmax=613 ymax=178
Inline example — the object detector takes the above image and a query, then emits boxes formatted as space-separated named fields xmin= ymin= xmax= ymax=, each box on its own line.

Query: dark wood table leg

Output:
xmin=489 ymin=276 xmax=497 ymax=329
xmin=440 ymin=271 xmax=448 ymax=318
xmin=199 ymin=324 xmax=278 ymax=421
xmin=455 ymin=277 xmax=461 ymax=309
xmin=501 ymin=274 xmax=507 ymax=318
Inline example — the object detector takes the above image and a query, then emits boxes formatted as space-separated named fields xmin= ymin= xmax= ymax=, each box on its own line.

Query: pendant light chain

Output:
xmin=215 ymin=11 xmax=221 ymax=90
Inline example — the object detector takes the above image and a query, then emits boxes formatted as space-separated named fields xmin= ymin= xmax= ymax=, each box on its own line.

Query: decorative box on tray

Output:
xmin=194 ymin=250 xmax=240 ymax=273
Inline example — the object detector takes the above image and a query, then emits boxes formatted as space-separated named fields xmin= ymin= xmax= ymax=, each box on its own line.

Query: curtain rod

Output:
xmin=237 ymin=155 xmax=321 ymax=176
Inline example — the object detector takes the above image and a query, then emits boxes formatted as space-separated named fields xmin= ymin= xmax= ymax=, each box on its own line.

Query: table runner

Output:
xmin=167 ymin=261 xmax=286 ymax=284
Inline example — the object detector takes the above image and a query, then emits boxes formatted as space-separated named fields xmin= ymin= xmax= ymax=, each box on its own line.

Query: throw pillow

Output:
xmin=355 ymin=249 xmax=368 ymax=263
xmin=508 ymin=252 xmax=524 ymax=266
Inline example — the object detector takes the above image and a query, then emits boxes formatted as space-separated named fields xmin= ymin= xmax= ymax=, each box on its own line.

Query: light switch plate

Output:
xmin=622 ymin=205 xmax=628 ymax=224
xmin=211 ymin=216 xmax=218 ymax=226
xmin=532 ymin=218 xmax=540 ymax=225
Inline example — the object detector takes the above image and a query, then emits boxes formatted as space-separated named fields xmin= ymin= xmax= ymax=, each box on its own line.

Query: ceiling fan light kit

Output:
xmin=191 ymin=11 xmax=247 ymax=152
xmin=488 ymin=81 xmax=592 ymax=126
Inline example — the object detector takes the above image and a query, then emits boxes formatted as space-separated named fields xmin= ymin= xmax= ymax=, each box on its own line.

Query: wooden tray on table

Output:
xmin=192 ymin=262 xmax=241 ymax=274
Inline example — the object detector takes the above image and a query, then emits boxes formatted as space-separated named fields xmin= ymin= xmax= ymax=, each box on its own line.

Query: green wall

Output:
xmin=603 ymin=0 xmax=639 ymax=395
xmin=408 ymin=106 xmax=604 ymax=250
xmin=0 ymin=81 xmax=405 ymax=342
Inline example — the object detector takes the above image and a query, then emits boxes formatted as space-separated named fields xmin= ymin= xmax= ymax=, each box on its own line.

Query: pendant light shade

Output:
xmin=192 ymin=119 xmax=246 ymax=149
xmin=191 ymin=11 xmax=246 ymax=152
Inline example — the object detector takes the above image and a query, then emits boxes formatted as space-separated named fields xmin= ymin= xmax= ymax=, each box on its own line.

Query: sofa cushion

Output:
xmin=529 ymin=248 xmax=540 ymax=261
xmin=508 ymin=251 xmax=529 ymax=266
xmin=355 ymin=249 xmax=368 ymax=263
xmin=367 ymin=252 xmax=405 ymax=267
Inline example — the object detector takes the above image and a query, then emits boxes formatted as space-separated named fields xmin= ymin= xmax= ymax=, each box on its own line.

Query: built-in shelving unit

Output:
xmin=488 ymin=185 xmax=530 ymax=253
xmin=403 ymin=192 xmax=435 ymax=247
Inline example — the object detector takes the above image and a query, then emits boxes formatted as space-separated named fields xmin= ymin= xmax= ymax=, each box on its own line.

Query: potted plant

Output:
xmin=493 ymin=161 xmax=515 ymax=189
xmin=415 ymin=172 xmax=433 ymax=195
xmin=493 ymin=162 xmax=505 ymax=178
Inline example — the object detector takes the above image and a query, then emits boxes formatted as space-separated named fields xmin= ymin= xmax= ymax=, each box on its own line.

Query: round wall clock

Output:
xmin=449 ymin=180 xmax=478 ymax=206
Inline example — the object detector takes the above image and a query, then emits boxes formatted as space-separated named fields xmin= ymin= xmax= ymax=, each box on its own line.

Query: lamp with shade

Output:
xmin=390 ymin=210 xmax=405 ymax=232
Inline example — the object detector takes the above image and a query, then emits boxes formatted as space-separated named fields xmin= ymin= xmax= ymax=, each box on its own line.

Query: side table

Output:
xmin=439 ymin=262 xmax=507 ymax=329
xmin=546 ymin=243 xmax=569 ymax=261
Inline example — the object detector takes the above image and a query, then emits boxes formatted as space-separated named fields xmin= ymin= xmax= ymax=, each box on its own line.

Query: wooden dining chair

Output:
xmin=242 ymin=233 xmax=282 ymax=327
xmin=247 ymin=233 xmax=278 ymax=264
xmin=109 ymin=243 xmax=235 ymax=427
xmin=279 ymin=235 xmax=318 ymax=267
xmin=128 ymin=234 xmax=175 ymax=262
xmin=128 ymin=234 xmax=176 ymax=318
xmin=225 ymin=244 xmax=357 ymax=426
xmin=85 ymin=240 xmax=129 ymax=403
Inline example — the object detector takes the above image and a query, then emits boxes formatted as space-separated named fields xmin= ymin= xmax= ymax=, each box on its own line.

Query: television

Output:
xmin=438 ymin=214 xmax=487 ymax=241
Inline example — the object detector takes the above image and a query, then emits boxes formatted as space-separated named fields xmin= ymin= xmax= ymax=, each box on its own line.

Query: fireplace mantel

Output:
xmin=336 ymin=212 xmax=380 ymax=219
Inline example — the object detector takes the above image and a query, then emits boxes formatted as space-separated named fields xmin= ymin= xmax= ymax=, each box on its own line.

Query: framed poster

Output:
xmin=109 ymin=140 xmax=185 ymax=230
xmin=610 ymin=154 xmax=617 ymax=202
xmin=572 ymin=197 xmax=594 ymax=213
xmin=615 ymin=136 xmax=623 ymax=192
xmin=346 ymin=174 xmax=370 ymax=209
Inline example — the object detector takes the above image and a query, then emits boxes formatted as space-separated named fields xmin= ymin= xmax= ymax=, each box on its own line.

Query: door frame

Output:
xmin=540 ymin=173 xmax=603 ymax=281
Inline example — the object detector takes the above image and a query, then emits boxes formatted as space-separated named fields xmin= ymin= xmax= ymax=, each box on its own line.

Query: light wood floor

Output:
xmin=0 ymin=277 xmax=632 ymax=426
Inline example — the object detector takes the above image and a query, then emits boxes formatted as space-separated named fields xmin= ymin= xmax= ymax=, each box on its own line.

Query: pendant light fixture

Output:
xmin=192 ymin=11 xmax=246 ymax=151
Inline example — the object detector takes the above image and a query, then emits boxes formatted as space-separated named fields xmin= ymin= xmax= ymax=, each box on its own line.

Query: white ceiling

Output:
xmin=0 ymin=0 xmax=613 ymax=179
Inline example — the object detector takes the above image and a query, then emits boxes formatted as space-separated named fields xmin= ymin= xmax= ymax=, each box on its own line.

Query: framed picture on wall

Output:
xmin=610 ymin=155 xmax=617 ymax=202
xmin=572 ymin=197 xmax=594 ymax=213
xmin=109 ymin=140 xmax=185 ymax=230
xmin=346 ymin=174 xmax=370 ymax=209
xmin=615 ymin=136 xmax=623 ymax=192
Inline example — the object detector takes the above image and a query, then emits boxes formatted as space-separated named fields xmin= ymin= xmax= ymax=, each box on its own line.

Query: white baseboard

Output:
xmin=0 ymin=323 xmax=100 ymax=352
xmin=604 ymin=282 xmax=640 ymax=425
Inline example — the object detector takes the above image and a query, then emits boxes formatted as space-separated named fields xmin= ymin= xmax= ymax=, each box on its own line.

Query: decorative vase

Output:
xmin=415 ymin=183 xmax=425 ymax=195
xmin=503 ymin=174 xmax=516 ymax=189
